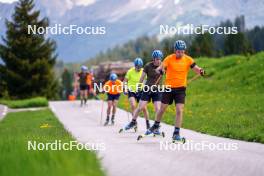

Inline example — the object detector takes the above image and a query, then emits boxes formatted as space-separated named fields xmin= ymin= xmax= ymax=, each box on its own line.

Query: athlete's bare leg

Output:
xmin=142 ymin=106 xmax=149 ymax=120
xmin=175 ymin=103 xmax=184 ymax=128
xmin=107 ymin=100 xmax=113 ymax=117
xmin=112 ymin=100 xmax=118 ymax=116
xmin=155 ymin=103 xmax=169 ymax=122
xmin=132 ymin=100 xmax=148 ymax=120
xmin=80 ymin=90 xmax=85 ymax=106
xmin=153 ymin=101 xmax=161 ymax=113
xmin=128 ymin=97 xmax=137 ymax=116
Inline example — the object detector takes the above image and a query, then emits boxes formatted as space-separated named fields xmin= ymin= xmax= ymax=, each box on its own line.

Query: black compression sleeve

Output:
xmin=190 ymin=62 xmax=196 ymax=68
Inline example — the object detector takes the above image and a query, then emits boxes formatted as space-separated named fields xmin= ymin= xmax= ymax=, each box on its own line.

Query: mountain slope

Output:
xmin=1 ymin=0 xmax=264 ymax=62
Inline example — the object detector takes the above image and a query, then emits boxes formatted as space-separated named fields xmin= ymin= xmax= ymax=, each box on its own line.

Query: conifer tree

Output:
xmin=0 ymin=0 xmax=58 ymax=99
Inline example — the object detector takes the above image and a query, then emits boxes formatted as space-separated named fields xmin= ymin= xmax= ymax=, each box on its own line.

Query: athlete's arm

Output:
xmin=76 ymin=73 xmax=80 ymax=80
xmin=192 ymin=64 xmax=205 ymax=76
xmin=155 ymin=64 xmax=164 ymax=74
xmin=123 ymin=78 xmax=128 ymax=94
xmin=139 ymin=71 xmax=146 ymax=83
xmin=123 ymin=78 xmax=128 ymax=84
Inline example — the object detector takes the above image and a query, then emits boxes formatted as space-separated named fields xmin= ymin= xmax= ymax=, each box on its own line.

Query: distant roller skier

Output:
xmin=78 ymin=65 xmax=89 ymax=107
xmin=103 ymin=73 xmax=123 ymax=126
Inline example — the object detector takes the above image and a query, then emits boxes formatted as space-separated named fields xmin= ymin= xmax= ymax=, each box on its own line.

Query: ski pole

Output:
xmin=188 ymin=69 xmax=206 ymax=84
xmin=154 ymin=74 xmax=163 ymax=85
xmin=100 ymin=96 xmax=104 ymax=125
xmin=188 ymin=74 xmax=201 ymax=84
xmin=125 ymin=95 xmax=130 ymax=122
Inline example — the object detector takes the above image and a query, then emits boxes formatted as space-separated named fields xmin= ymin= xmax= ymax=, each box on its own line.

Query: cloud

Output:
xmin=0 ymin=0 xmax=17 ymax=3
xmin=74 ymin=0 xmax=96 ymax=6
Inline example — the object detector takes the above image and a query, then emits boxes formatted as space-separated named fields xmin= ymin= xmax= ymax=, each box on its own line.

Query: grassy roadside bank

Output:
xmin=0 ymin=97 xmax=48 ymax=109
xmin=0 ymin=109 xmax=104 ymax=176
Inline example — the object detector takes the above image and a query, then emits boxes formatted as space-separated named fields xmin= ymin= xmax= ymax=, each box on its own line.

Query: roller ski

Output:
xmin=137 ymin=124 xmax=165 ymax=141
xmin=111 ymin=117 xmax=115 ymax=125
xmin=104 ymin=117 xmax=109 ymax=126
xmin=172 ymin=133 xmax=186 ymax=144
xmin=104 ymin=115 xmax=115 ymax=126
xmin=171 ymin=128 xmax=186 ymax=144
xmin=119 ymin=120 xmax=137 ymax=133
xmin=80 ymin=99 xmax=87 ymax=107
xmin=146 ymin=120 xmax=150 ymax=130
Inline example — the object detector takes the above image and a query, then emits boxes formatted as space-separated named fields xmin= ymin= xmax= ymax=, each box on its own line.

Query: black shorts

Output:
xmin=128 ymin=91 xmax=142 ymax=103
xmin=80 ymin=84 xmax=88 ymax=91
xmin=107 ymin=93 xmax=120 ymax=101
xmin=140 ymin=91 xmax=162 ymax=102
xmin=161 ymin=87 xmax=186 ymax=105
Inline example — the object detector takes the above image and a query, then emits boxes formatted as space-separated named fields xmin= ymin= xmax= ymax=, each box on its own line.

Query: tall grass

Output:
xmin=0 ymin=109 xmax=104 ymax=176
xmin=0 ymin=97 xmax=48 ymax=108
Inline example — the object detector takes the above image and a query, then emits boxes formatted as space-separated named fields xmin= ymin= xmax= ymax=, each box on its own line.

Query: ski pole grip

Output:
xmin=200 ymin=69 xmax=205 ymax=76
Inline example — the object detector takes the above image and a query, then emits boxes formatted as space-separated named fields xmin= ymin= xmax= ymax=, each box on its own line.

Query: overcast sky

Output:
xmin=0 ymin=0 xmax=17 ymax=3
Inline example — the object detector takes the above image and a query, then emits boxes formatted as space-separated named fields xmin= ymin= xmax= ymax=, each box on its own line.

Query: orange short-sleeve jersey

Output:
xmin=86 ymin=74 xmax=93 ymax=85
xmin=103 ymin=79 xmax=123 ymax=95
xmin=163 ymin=54 xmax=194 ymax=88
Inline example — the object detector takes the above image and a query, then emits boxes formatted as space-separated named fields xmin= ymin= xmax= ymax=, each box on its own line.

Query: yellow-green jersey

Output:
xmin=125 ymin=67 xmax=143 ymax=92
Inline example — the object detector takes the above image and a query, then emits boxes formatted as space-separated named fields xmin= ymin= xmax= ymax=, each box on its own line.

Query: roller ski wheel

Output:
xmin=119 ymin=124 xmax=137 ymax=133
xmin=137 ymin=131 xmax=165 ymax=141
xmin=172 ymin=136 xmax=186 ymax=144
xmin=153 ymin=131 xmax=165 ymax=138
xmin=137 ymin=134 xmax=144 ymax=141
xmin=118 ymin=128 xmax=123 ymax=133
xmin=143 ymin=124 xmax=162 ymax=136
xmin=104 ymin=120 xmax=109 ymax=126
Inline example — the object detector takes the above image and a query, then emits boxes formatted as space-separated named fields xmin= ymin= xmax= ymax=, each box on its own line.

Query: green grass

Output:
xmin=116 ymin=52 xmax=264 ymax=143
xmin=0 ymin=97 xmax=48 ymax=108
xmin=0 ymin=109 xmax=104 ymax=176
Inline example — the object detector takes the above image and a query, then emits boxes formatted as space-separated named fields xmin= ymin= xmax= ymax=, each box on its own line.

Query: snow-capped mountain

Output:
xmin=0 ymin=0 xmax=264 ymax=62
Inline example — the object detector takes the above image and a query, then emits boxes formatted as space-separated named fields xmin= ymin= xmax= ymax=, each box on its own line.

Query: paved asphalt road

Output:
xmin=49 ymin=100 xmax=264 ymax=176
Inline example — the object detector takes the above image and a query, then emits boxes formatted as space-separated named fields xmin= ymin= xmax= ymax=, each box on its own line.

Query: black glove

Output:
xmin=200 ymin=69 xmax=205 ymax=76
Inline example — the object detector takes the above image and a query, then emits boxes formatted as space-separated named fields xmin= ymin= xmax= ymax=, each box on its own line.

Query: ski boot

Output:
xmin=137 ymin=123 xmax=165 ymax=140
xmin=145 ymin=124 xmax=164 ymax=136
xmin=146 ymin=120 xmax=150 ymax=130
xmin=119 ymin=120 xmax=137 ymax=133
xmin=104 ymin=117 xmax=109 ymax=126
xmin=172 ymin=133 xmax=186 ymax=144
xmin=111 ymin=117 xmax=115 ymax=125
